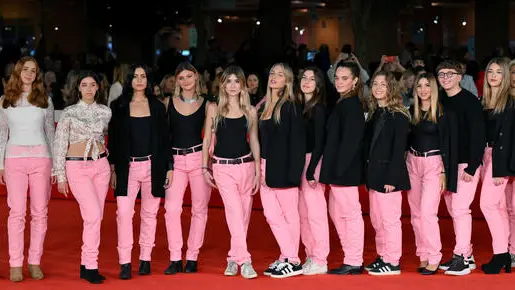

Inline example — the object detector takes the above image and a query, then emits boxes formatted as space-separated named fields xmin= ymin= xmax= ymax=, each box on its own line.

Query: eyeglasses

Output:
xmin=437 ymin=72 xmax=459 ymax=79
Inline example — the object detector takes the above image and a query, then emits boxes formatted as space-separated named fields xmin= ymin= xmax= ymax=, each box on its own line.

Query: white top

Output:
xmin=108 ymin=82 xmax=123 ymax=107
xmin=0 ymin=92 xmax=55 ymax=169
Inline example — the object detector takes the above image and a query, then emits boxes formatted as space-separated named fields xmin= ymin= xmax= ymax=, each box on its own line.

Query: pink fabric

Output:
xmin=329 ymin=186 xmax=364 ymax=266
xmin=299 ymin=154 xmax=330 ymax=266
xmin=212 ymin=158 xmax=254 ymax=265
xmin=480 ymin=148 xmax=510 ymax=254
xmin=116 ymin=160 xmax=161 ymax=264
xmin=506 ymin=179 xmax=515 ymax=253
xmin=4 ymin=157 xmax=52 ymax=267
xmin=369 ymin=190 xmax=402 ymax=265
xmin=164 ymin=150 xmax=211 ymax=261
xmin=6 ymin=144 xmax=48 ymax=156
xmin=66 ymin=157 xmax=111 ymax=269
xmin=260 ymin=158 xmax=300 ymax=263
xmin=406 ymin=153 xmax=444 ymax=265
xmin=443 ymin=163 xmax=480 ymax=257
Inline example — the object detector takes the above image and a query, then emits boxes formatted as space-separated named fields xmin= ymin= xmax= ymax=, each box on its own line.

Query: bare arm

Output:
xmin=248 ymin=107 xmax=261 ymax=177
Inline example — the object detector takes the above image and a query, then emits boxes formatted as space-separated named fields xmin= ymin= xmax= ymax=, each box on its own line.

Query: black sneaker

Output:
xmin=270 ymin=260 xmax=303 ymax=278
xmin=368 ymin=263 xmax=401 ymax=276
xmin=444 ymin=255 xmax=470 ymax=276
xmin=440 ymin=254 xmax=475 ymax=271
xmin=365 ymin=256 xmax=383 ymax=271
xmin=263 ymin=260 xmax=282 ymax=276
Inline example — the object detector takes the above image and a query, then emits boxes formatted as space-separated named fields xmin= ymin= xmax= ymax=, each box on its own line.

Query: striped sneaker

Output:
xmin=365 ymin=256 xmax=384 ymax=271
xmin=440 ymin=254 xmax=476 ymax=271
xmin=263 ymin=260 xmax=281 ymax=276
xmin=270 ymin=260 xmax=303 ymax=278
xmin=368 ymin=262 xmax=401 ymax=276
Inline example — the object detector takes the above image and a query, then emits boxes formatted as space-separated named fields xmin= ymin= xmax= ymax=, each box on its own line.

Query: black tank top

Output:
xmin=213 ymin=116 xmax=250 ymax=158
xmin=130 ymin=116 xmax=151 ymax=157
xmin=169 ymin=98 xmax=206 ymax=148
xmin=411 ymin=118 xmax=440 ymax=152
xmin=259 ymin=118 xmax=275 ymax=159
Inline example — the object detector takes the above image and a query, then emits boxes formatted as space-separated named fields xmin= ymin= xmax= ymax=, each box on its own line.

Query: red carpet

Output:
xmin=0 ymin=195 xmax=511 ymax=290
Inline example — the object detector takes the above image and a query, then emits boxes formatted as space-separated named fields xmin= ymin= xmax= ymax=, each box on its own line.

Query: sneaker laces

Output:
xmin=275 ymin=262 xmax=291 ymax=271
xmin=268 ymin=260 xmax=281 ymax=269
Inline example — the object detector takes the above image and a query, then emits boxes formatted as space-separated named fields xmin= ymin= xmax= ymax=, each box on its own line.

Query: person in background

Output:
xmin=506 ymin=59 xmax=515 ymax=268
xmin=459 ymin=60 xmax=479 ymax=97
xmin=108 ymin=63 xmax=129 ymax=107
xmin=159 ymin=74 xmax=175 ymax=109
xmin=399 ymin=70 xmax=416 ymax=107
xmin=247 ymin=73 xmax=263 ymax=106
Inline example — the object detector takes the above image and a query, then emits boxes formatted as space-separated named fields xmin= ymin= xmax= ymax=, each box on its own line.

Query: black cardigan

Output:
xmin=488 ymin=101 xmax=515 ymax=177
xmin=107 ymin=96 xmax=173 ymax=198
xmin=304 ymin=103 xmax=326 ymax=181
xmin=320 ymin=95 xmax=365 ymax=186
xmin=364 ymin=109 xmax=411 ymax=193
xmin=261 ymin=101 xmax=306 ymax=188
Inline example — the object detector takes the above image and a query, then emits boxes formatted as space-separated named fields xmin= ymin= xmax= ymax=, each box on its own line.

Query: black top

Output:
xmin=130 ymin=116 xmax=152 ymax=157
xmin=320 ymin=95 xmax=364 ymax=186
xmin=440 ymin=89 xmax=485 ymax=176
xmin=259 ymin=118 xmax=274 ymax=159
xmin=168 ymin=98 xmax=207 ymax=148
xmin=304 ymin=104 xmax=326 ymax=180
xmin=214 ymin=116 xmax=251 ymax=158
xmin=484 ymin=109 xmax=498 ymax=144
xmin=484 ymin=101 xmax=515 ymax=177
xmin=410 ymin=113 xmax=440 ymax=152
xmin=260 ymin=101 xmax=306 ymax=188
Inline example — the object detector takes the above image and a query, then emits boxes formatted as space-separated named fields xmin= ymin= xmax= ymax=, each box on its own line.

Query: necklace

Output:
xmin=180 ymin=95 xmax=199 ymax=104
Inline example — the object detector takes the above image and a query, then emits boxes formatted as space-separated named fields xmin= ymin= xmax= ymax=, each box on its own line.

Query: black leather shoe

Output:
xmin=119 ymin=263 xmax=132 ymax=280
xmin=83 ymin=269 xmax=103 ymax=284
xmin=184 ymin=260 xmax=198 ymax=273
xmin=81 ymin=265 xmax=106 ymax=280
xmin=164 ymin=261 xmax=183 ymax=275
xmin=481 ymin=253 xmax=512 ymax=274
xmin=421 ymin=268 xmax=438 ymax=275
xmin=327 ymin=264 xmax=363 ymax=275
xmin=138 ymin=260 xmax=151 ymax=275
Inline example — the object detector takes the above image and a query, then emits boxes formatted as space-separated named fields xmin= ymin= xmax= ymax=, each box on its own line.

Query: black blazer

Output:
xmin=320 ymin=95 xmax=365 ymax=186
xmin=489 ymin=101 xmax=515 ymax=177
xmin=107 ymin=96 xmax=173 ymax=198
xmin=364 ymin=109 xmax=410 ymax=193
xmin=262 ymin=101 xmax=306 ymax=188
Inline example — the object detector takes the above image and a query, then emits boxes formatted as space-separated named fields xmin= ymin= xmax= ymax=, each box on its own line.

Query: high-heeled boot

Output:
xmin=481 ymin=253 xmax=512 ymax=274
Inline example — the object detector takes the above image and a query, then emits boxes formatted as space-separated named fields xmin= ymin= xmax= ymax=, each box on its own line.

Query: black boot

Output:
xmin=119 ymin=263 xmax=132 ymax=280
xmin=138 ymin=260 xmax=151 ymax=275
xmin=184 ymin=260 xmax=198 ymax=273
xmin=164 ymin=261 xmax=183 ymax=275
xmin=81 ymin=265 xmax=105 ymax=280
xmin=481 ymin=253 xmax=512 ymax=274
xmin=84 ymin=269 xmax=103 ymax=284
xmin=327 ymin=264 xmax=363 ymax=275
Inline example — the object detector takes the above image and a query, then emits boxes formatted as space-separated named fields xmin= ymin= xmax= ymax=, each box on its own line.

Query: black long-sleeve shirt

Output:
xmin=440 ymin=88 xmax=485 ymax=175
xmin=304 ymin=104 xmax=326 ymax=180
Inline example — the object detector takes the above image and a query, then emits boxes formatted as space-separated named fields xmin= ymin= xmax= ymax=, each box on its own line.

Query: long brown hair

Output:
xmin=298 ymin=66 xmax=326 ymax=118
xmin=412 ymin=73 xmax=442 ymax=124
xmin=367 ymin=71 xmax=410 ymax=120
xmin=482 ymin=57 xmax=511 ymax=113
xmin=3 ymin=56 xmax=48 ymax=109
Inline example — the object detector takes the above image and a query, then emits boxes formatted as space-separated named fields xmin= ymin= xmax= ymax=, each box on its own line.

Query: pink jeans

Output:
xmin=506 ymin=179 xmax=515 ymax=254
xmin=480 ymin=148 xmax=510 ymax=254
xmin=66 ymin=157 xmax=111 ymax=269
xmin=406 ymin=153 xmax=444 ymax=265
xmin=443 ymin=163 xmax=480 ymax=257
xmin=369 ymin=190 xmax=402 ymax=265
xmin=300 ymin=154 xmax=330 ymax=265
xmin=260 ymin=158 xmax=300 ymax=263
xmin=4 ymin=157 xmax=52 ymax=267
xmin=165 ymin=150 xmax=211 ymax=261
xmin=213 ymin=157 xmax=254 ymax=265
xmin=116 ymin=160 xmax=161 ymax=264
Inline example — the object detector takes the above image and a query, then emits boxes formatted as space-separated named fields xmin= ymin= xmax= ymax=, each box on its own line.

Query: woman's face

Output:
xmin=20 ymin=61 xmax=37 ymax=86
xmin=300 ymin=70 xmax=316 ymax=95
xmin=131 ymin=67 xmax=147 ymax=91
xmin=247 ymin=74 xmax=259 ymax=90
xmin=416 ymin=77 xmax=431 ymax=102
xmin=164 ymin=76 xmax=175 ymax=93
xmin=372 ymin=75 xmax=388 ymax=101
xmin=224 ymin=74 xmax=242 ymax=97
xmin=177 ymin=69 xmax=197 ymax=91
xmin=154 ymin=84 xmax=161 ymax=96
xmin=334 ymin=67 xmax=356 ymax=94
xmin=487 ymin=63 xmax=503 ymax=88
xmin=268 ymin=66 xmax=286 ymax=90
xmin=405 ymin=75 xmax=415 ymax=89
xmin=44 ymin=71 xmax=56 ymax=87
xmin=79 ymin=76 xmax=98 ymax=103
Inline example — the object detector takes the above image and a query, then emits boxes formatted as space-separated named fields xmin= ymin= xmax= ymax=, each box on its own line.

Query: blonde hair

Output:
xmin=483 ymin=57 xmax=511 ymax=113
xmin=214 ymin=66 xmax=253 ymax=130
xmin=173 ymin=62 xmax=202 ymax=99
xmin=113 ymin=63 xmax=129 ymax=84
xmin=368 ymin=71 xmax=411 ymax=120
xmin=260 ymin=63 xmax=296 ymax=123
xmin=400 ymin=69 xmax=415 ymax=95
xmin=412 ymin=73 xmax=442 ymax=124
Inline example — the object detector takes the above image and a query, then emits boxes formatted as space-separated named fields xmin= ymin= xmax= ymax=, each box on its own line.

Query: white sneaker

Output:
xmin=241 ymin=262 xmax=258 ymax=279
xmin=270 ymin=261 xmax=303 ymax=278
xmin=264 ymin=260 xmax=282 ymax=276
xmin=303 ymin=262 xmax=327 ymax=275
xmin=302 ymin=257 xmax=313 ymax=272
xmin=224 ymin=261 xmax=238 ymax=276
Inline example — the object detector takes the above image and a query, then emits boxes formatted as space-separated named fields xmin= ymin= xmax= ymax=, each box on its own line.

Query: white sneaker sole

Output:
xmin=302 ymin=269 xmax=327 ymax=275
xmin=270 ymin=270 xmax=303 ymax=278
xmin=444 ymin=268 xmax=471 ymax=276
xmin=224 ymin=271 xmax=237 ymax=276
xmin=242 ymin=273 xmax=258 ymax=279
xmin=368 ymin=270 xmax=401 ymax=276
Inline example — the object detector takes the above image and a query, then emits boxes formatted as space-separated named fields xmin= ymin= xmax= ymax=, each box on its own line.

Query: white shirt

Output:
xmin=108 ymin=82 xmax=123 ymax=107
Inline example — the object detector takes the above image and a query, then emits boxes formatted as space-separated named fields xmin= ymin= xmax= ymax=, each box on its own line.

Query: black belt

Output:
xmin=409 ymin=148 xmax=441 ymax=157
xmin=212 ymin=156 xmax=254 ymax=165
xmin=130 ymin=155 xmax=152 ymax=162
xmin=66 ymin=151 xmax=108 ymax=161
xmin=172 ymin=145 xmax=203 ymax=156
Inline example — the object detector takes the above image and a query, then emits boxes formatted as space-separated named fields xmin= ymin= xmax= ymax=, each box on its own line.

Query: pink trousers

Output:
xmin=506 ymin=179 xmax=515 ymax=254
xmin=212 ymin=157 xmax=254 ymax=265
xmin=260 ymin=158 xmax=300 ymax=263
xmin=480 ymin=148 xmax=510 ymax=254
xmin=406 ymin=153 xmax=443 ymax=265
xmin=299 ymin=154 xmax=330 ymax=266
xmin=66 ymin=157 xmax=111 ymax=269
xmin=116 ymin=160 xmax=161 ymax=264
xmin=165 ymin=150 xmax=211 ymax=261
xmin=4 ymin=157 xmax=52 ymax=267
xmin=443 ymin=163 xmax=480 ymax=257
xmin=369 ymin=190 xmax=402 ymax=265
